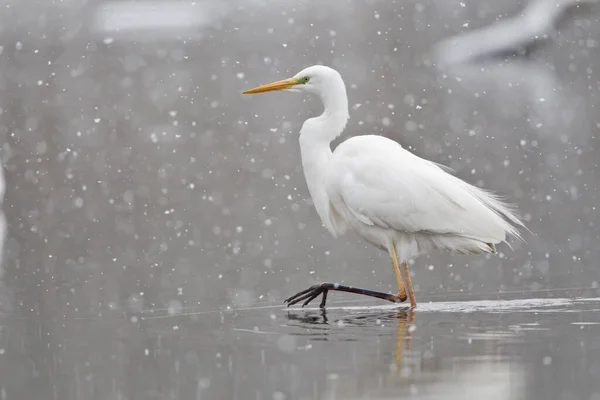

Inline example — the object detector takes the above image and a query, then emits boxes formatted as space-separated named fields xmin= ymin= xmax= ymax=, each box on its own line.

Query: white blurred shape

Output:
xmin=92 ymin=1 xmax=229 ymax=39
xmin=0 ymin=162 xmax=10 ymax=316
xmin=434 ymin=0 xmax=598 ymax=67
xmin=0 ymin=162 xmax=6 ymax=261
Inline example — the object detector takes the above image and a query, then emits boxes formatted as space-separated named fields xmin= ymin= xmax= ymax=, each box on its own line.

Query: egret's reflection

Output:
xmin=286 ymin=308 xmax=329 ymax=324
xmin=285 ymin=307 xmax=415 ymax=369
xmin=394 ymin=309 xmax=415 ymax=370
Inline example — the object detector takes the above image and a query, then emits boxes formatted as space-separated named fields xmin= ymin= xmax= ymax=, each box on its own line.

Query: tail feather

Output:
xmin=464 ymin=183 xmax=528 ymax=244
xmin=425 ymin=157 xmax=527 ymax=244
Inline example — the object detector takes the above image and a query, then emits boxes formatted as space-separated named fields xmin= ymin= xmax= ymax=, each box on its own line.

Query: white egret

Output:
xmin=243 ymin=65 xmax=525 ymax=308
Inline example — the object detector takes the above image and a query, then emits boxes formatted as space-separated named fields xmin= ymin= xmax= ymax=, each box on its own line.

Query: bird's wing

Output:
xmin=327 ymin=137 xmax=523 ymax=243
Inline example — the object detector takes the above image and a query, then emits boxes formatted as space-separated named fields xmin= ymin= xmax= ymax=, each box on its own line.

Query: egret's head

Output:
xmin=243 ymin=65 xmax=343 ymax=98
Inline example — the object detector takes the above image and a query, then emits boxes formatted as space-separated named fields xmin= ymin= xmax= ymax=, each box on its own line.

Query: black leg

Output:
xmin=284 ymin=282 xmax=403 ymax=308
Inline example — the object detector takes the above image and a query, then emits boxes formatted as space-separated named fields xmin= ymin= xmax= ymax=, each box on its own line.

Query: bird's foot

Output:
xmin=284 ymin=283 xmax=332 ymax=308
xmin=284 ymin=282 xmax=404 ymax=309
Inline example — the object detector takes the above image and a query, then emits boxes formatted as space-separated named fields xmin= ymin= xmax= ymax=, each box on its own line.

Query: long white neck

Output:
xmin=298 ymin=76 xmax=349 ymax=233
xmin=299 ymin=77 xmax=350 ymax=145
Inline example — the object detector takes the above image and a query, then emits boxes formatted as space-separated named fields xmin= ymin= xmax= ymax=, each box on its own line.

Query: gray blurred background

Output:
xmin=0 ymin=0 xmax=598 ymax=399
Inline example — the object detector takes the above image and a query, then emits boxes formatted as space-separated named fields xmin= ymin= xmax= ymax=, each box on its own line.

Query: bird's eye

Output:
xmin=300 ymin=76 xmax=310 ymax=84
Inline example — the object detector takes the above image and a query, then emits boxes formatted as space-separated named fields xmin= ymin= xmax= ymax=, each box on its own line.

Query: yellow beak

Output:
xmin=243 ymin=78 xmax=299 ymax=94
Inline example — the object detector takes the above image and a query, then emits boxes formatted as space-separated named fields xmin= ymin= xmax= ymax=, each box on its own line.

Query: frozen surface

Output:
xmin=1 ymin=295 xmax=599 ymax=399
xmin=288 ymin=296 xmax=600 ymax=313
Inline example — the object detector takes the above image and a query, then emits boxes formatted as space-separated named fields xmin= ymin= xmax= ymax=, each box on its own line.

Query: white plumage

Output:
xmin=244 ymin=65 xmax=525 ymax=308
xmin=326 ymin=135 xmax=523 ymax=254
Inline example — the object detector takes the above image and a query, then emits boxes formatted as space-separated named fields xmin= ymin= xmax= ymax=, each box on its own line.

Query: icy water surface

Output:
xmin=2 ymin=295 xmax=599 ymax=399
